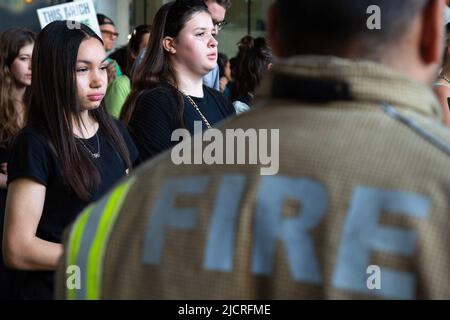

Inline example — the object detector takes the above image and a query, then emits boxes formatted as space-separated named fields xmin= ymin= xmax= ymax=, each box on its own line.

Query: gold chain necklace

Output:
xmin=171 ymin=84 xmax=213 ymax=129
xmin=184 ymin=94 xmax=212 ymax=129
xmin=181 ymin=92 xmax=212 ymax=129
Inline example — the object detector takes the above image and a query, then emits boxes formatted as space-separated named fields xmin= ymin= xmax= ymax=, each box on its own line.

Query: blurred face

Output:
xmin=171 ymin=11 xmax=218 ymax=78
xmin=205 ymin=1 xmax=226 ymax=33
xmin=224 ymin=60 xmax=231 ymax=79
xmin=76 ymin=38 xmax=108 ymax=111
xmin=10 ymin=43 xmax=33 ymax=87
xmin=100 ymin=24 xmax=118 ymax=52
xmin=131 ymin=32 xmax=150 ymax=60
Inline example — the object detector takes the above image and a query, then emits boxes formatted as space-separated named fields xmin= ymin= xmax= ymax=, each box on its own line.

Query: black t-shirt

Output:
xmin=0 ymin=145 xmax=8 ymax=218
xmin=0 ymin=146 xmax=8 ymax=163
xmin=183 ymin=91 xmax=231 ymax=133
xmin=128 ymin=85 xmax=236 ymax=162
xmin=5 ymin=121 xmax=138 ymax=299
xmin=0 ymin=146 xmax=8 ymax=278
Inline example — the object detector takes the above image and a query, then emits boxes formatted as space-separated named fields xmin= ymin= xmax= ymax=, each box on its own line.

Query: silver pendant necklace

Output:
xmin=78 ymin=132 xmax=101 ymax=159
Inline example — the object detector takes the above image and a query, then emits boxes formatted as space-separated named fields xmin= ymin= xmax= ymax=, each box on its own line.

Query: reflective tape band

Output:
xmin=86 ymin=179 xmax=134 ymax=299
xmin=382 ymin=103 xmax=450 ymax=156
xmin=66 ymin=205 xmax=93 ymax=300
xmin=76 ymin=195 xmax=111 ymax=300
xmin=65 ymin=178 xmax=135 ymax=300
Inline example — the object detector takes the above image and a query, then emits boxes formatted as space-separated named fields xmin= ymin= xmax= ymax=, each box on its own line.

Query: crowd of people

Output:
xmin=2 ymin=0 xmax=450 ymax=300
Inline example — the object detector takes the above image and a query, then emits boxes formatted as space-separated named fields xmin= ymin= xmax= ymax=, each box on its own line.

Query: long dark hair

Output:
xmin=231 ymin=36 xmax=273 ymax=103
xmin=0 ymin=28 xmax=36 ymax=149
xmin=217 ymin=52 xmax=229 ymax=78
xmin=29 ymin=20 xmax=132 ymax=201
xmin=126 ymin=24 xmax=151 ymax=76
xmin=120 ymin=0 xmax=209 ymax=125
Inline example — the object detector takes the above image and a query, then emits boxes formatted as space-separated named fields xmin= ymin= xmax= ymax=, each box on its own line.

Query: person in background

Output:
xmin=105 ymin=25 xmax=152 ymax=118
xmin=202 ymin=0 xmax=231 ymax=91
xmin=217 ymin=52 xmax=231 ymax=93
xmin=108 ymin=46 xmax=127 ymax=78
xmin=223 ymin=55 xmax=236 ymax=98
xmin=126 ymin=25 xmax=152 ymax=77
xmin=3 ymin=21 xmax=138 ymax=300
xmin=120 ymin=0 xmax=235 ymax=161
xmin=109 ymin=25 xmax=151 ymax=78
xmin=0 ymin=27 xmax=36 ymax=300
xmin=97 ymin=13 xmax=122 ymax=83
xmin=230 ymin=36 xmax=273 ymax=114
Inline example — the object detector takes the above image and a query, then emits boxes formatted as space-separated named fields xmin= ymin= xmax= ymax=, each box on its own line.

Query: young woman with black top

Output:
xmin=0 ymin=28 xmax=36 ymax=300
xmin=3 ymin=21 xmax=138 ymax=300
xmin=120 ymin=0 xmax=235 ymax=161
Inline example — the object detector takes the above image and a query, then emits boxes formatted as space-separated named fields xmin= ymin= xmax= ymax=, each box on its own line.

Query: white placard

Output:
xmin=37 ymin=0 xmax=100 ymax=37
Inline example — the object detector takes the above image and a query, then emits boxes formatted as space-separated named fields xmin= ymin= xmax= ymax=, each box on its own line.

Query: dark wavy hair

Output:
xmin=111 ymin=24 xmax=152 ymax=77
xmin=231 ymin=36 xmax=273 ymax=103
xmin=126 ymin=24 xmax=152 ymax=76
xmin=120 ymin=0 xmax=209 ymax=125
xmin=217 ymin=52 xmax=229 ymax=78
xmin=29 ymin=20 xmax=132 ymax=200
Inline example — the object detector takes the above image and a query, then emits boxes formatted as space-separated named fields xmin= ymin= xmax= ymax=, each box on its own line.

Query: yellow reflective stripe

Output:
xmin=86 ymin=179 xmax=134 ymax=300
xmin=66 ymin=206 xmax=93 ymax=300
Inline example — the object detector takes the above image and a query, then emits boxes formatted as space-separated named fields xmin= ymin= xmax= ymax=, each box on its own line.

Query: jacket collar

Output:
xmin=258 ymin=55 xmax=442 ymax=120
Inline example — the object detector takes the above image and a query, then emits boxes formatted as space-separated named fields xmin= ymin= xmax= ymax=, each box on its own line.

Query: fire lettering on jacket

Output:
xmin=141 ymin=175 xmax=430 ymax=299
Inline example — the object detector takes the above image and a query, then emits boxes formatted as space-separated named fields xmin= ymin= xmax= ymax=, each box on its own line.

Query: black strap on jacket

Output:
xmin=271 ymin=72 xmax=353 ymax=102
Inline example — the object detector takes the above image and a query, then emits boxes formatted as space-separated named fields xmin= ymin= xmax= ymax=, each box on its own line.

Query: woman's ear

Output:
xmin=162 ymin=36 xmax=176 ymax=54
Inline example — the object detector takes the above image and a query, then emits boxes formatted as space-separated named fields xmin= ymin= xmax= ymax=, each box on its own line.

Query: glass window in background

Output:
xmin=0 ymin=0 xmax=56 ymax=32
xmin=216 ymin=0 xmax=272 ymax=59
xmin=129 ymin=0 xmax=272 ymax=60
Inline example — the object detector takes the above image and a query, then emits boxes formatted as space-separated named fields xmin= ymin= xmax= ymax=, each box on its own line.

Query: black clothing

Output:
xmin=0 ymin=145 xmax=12 ymax=300
xmin=109 ymin=46 xmax=128 ymax=77
xmin=4 ymin=122 xmax=138 ymax=299
xmin=128 ymin=85 xmax=235 ymax=161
